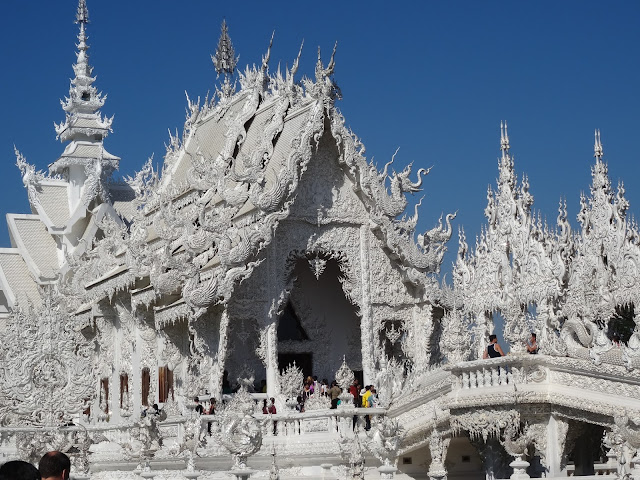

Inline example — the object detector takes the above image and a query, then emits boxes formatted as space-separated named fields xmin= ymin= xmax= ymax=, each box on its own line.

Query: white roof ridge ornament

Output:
xmin=500 ymin=120 xmax=510 ymax=157
xmin=76 ymin=0 xmax=89 ymax=24
xmin=594 ymin=128 xmax=604 ymax=159
xmin=262 ymin=31 xmax=275 ymax=72
xmin=213 ymin=20 xmax=239 ymax=99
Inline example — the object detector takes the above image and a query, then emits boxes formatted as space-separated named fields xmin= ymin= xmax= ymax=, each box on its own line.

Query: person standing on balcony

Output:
xmin=483 ymin=334 xmax=505 ymax=358
xmin=526 ymin=333 xmax=539 ymax=354
xmin=329 ymin=381 xmax=341 ymax=409
xmin=207 ymin=398 xmax=216 ymax=435
xmin=194 ymin=397 xmax=204 ymax=415
xmin=349 ymin=379 xmax=360 ymax=405
xmin=362 ymin=385 xmax=372 ymax=430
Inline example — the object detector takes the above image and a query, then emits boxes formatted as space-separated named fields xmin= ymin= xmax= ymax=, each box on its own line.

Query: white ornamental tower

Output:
xmin=51 ymin=0 xmax=119 ymax=213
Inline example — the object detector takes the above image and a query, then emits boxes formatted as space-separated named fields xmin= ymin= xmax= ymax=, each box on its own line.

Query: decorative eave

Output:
xmin=50 ymin=139 xmax=120 ymax=176
xmin=154 ymin=298 xmax=189 ymax=329
xmin=54 ymin=113 xmax=114 ymax=144
xmin=83 ymin=264 xmax=136 ymax=304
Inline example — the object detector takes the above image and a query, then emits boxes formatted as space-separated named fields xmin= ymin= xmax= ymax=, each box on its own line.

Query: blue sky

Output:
xmin=1 ymin=1 xmax=639 ymax=278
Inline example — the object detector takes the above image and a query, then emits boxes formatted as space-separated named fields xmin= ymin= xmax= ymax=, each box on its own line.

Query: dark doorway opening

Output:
xmin=277 ymin=301 xmax=309 ymax=341
xmin=278 ymin=353 xmax=313 ymax=379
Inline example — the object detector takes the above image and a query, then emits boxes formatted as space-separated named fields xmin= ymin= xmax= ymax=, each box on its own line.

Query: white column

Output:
xmin=111 ymin=312 xmax=122 ymax=423
xmin=359 ymin=225 xmax=374 ymax=385
xmin=427 ymin=430 xmax=450 ymax=480
xmin=132 ymin=320 xmax=142 ymax=418
xmin=211 ymin=308 xmax=230 ymax=401
xmin=545 ymin=415 xmax=567 ymax=477
xmin=265 ymin=322 xmax=278 ymax=398
xmin=412 ymin=303 xmax=433 ymax=371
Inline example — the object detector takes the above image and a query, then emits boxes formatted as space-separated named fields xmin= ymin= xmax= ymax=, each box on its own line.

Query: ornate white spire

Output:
xmin=50 ymin=0 xmax=119 ymax=207
xmin=212 ymin=20 xmax=238 ymax=98
xmin=53 ymin=0 xmax=113 ymax=147
xmin=76 ymin=0 xmax=88 ymax=23
xmin=500 ymin=121 xmax=510 ymax=157
xmin=594 ymin=128 xmax=603 ymax=159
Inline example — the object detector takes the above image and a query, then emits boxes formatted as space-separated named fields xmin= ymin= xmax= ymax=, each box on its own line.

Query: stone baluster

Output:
xmin=499 ymin=366 xmax=507 ymax=386
xmin=477 ymin=368 xmax=485 ymax=388
xmin=470 ymin=370 xmax=477 ymax=388
xmin=484 ymin=368 xmax=492 ymax=386
xmin=264 ymin=419 xmax=274 ymax=437
xmin=462 ymin=371 xmax=470 ymax=389
xmin=491 ymin=366 xmax=499 ymax=386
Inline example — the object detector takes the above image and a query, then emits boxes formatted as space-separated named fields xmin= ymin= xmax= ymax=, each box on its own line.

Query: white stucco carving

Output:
xmin=1 ymin=2 xmax=640 ymax=479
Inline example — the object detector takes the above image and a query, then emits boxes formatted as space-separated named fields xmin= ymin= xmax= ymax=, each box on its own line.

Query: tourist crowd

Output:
xmin=0 ymin=451 xmax=70 ymax=480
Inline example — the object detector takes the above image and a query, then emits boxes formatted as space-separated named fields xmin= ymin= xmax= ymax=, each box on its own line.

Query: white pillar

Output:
xmin=211 ymin=309 xmax=230 ymax=401
xmin=265 ymin=322 xmax=278 ymax=398
xmin=359 ymin=225 xmax=374 ymax=386
xmin=545 ymin=415 xmax=567 ymax=477
xmin=427 ymin=430 xmax=450 ymax=480
xmin=132 ymin=320 xmax=142 ymax=418
xmin=412 ymin=303 xmax=433 ymax=371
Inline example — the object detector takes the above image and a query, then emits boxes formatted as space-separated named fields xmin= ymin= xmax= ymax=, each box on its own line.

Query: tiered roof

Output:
xmin=0 ymin=0 xmax=128 ymax=314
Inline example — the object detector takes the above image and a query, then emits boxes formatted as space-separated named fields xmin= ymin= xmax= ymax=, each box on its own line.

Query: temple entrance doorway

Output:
xmin=277 ymin=255 xmax=362 ymax=383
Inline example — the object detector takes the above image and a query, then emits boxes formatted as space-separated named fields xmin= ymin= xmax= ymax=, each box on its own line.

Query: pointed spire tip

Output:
xmin=76 ymin=0 xmax=89 ymax=24
xmin=594 ymin=128 xmax=603 ymax=159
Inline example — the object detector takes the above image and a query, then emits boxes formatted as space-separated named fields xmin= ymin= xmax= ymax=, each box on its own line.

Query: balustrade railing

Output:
xmin=199 ymin=407 xmax=386 ymax=438
xmin=447 ymin=354 xmax=557 ymax=393
xmin=448 ymin=352 xmax=640 ymax=401
xmin=566 ymin=462 xmax=618 ymax=476
xmin=0 ymin=406 xmax=386 ymax=463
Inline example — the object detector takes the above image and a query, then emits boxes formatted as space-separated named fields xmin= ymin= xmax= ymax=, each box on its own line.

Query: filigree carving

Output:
xmin=366 ymin=417 xmax=404 ymax=467
xmin=213 ymin=387 xmax=263 ymax=470
xmin=440 ymin=308 xmax=472 ymax=364
xmin=0 ymin=287 xmax=94 ymax=426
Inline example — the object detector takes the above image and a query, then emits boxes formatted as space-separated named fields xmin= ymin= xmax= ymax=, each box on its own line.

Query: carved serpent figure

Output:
xmin=560 ymin=317 xmax=638 ymax=367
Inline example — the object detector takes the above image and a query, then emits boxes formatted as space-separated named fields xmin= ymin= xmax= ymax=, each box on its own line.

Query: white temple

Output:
xmin=1 ymin=2 xmax=639 ymax=479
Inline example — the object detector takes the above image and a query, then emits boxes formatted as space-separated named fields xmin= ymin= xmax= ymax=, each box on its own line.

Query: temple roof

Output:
xmin=79 ymin=38 xmax=453 ymax=321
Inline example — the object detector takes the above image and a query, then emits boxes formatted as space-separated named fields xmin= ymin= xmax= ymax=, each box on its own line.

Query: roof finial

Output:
xmin=289 ymin=40 xmax=304 ymax=79
xmin=594 ymin=129 xmax=603 ymax=159
xmin=261 ymin=31 xmax=275 ymax=71
xmin=315 ymin=42 xmax=338 ymax=82
xmin=213 ymin=20 xmax=238 ymax=77
xmin=500 ymin=121 xmax=510 ymax=156
xmin=76 ymin=0 xmax=89 ymax=24
xmin=213 ymin=20 xmax=238 ymax=99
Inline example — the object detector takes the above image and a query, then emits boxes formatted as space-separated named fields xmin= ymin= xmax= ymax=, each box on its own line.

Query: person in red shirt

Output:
xmin=348 ymin=379 xmax=360 ymax=405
